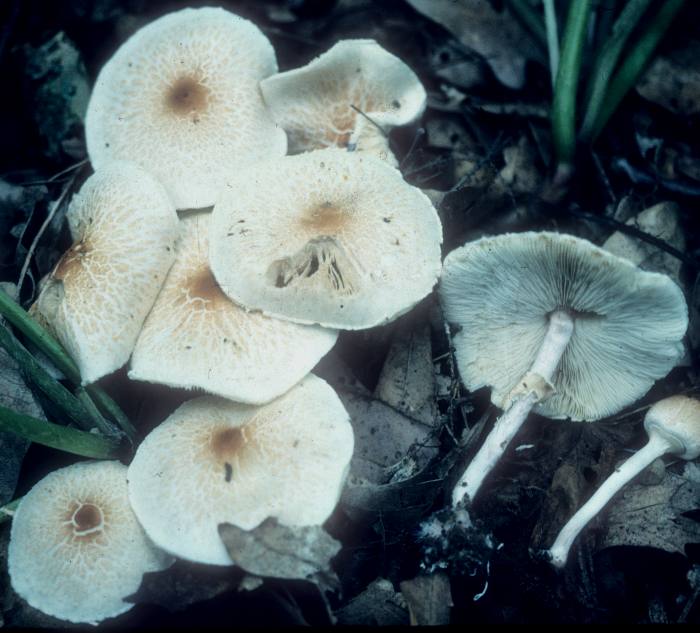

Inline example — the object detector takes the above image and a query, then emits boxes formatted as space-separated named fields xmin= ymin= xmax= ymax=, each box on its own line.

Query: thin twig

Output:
xmin=17 ymin=172 xmax=79 ymax=298
xmin=568 ymin=208 xmax=698 ymax=269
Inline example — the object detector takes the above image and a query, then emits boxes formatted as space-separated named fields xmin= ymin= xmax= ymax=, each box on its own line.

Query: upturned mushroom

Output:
xmin=8 ymin=461 xmax=172 ymax=625
xmin=85 ymin=7 xmax=286 ymax=209
xmin=209 ymin=148 xmax=443 ymax=330
xmin=34 ymin=161 xmax=178 ymax=384
xmin=261 ymin=39 xmax=426 ymax=165
xmin=546 ymin=395 xmax=700 ymax=568
xmin=440 ymin=232 xmax=688 ymax=506
xmin=127 ymin=374 xmax=354 ymax=566
xmin=129 ymin=211 xmax=338 ymax=403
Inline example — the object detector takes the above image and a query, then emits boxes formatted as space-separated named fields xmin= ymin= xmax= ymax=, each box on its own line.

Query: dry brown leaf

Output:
xmin=601 ymin=462 xmax=700 ymax=556
xmin=400 ymin=573 xmax=453 ymax=625
xmin=637 ymin=39 xmax=700 ymax=116
xmin=407 ymin=0 xmax=536 ymax=89
xmin=218 ymin=519 xmax=341 ymax=588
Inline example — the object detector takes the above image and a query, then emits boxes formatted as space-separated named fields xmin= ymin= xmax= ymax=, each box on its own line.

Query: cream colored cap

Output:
xmin=85 ymin=7 xmax=287 ymax=209
xmin=8 ymin=461 xmax=172 ymax=625
xmin=127 ymin=375 xmax=354 ymax=566
xmin=261 ymin=39 xmax=426 ymax=164
xmin=129 ymin=211 xmax=338 ymax=403
xmin=209 ymin=148 xmax=443 ymax=329
xmin=35 ymin=161 xmax=178 ymax=384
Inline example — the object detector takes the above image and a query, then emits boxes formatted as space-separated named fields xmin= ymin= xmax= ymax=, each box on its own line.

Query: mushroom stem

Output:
xmin=547 ymin=431 xmax=673 ymax=568
xmin=452 ymin=310 xmax=574 ymax=506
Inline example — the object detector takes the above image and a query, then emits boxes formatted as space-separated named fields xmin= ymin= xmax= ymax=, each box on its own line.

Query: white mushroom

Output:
xmin=127 ymin=374 xmax=354 ymax=566
xmin=129 ymin=211 xmax=338 ymax=403
xmin=547 ymin=395 xmax=700 ymax=568
xmin=35 ymin=161 xmax=178 ymax=384
xmin=440 ymin=232 xmax=688 ymax=505
xmin=85 ymin=7 xmax=287 ymax=209
xmin=209 ymin=148 xmax=443 ymax=330
xmin=261 ymin=39 xmax=426 ymax=165
xmin=8 ymin=461 xmax=172 ymax=625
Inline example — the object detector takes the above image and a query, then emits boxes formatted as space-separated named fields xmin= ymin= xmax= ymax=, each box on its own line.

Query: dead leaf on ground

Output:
xmin=602 ymin=202 xmax=685 ymax=283
xmin=374 ymin=321 xmax=437 ymax=426
xmin=637 ymin=39 xmax=700 ymax=116
xmin=400 ymin=572 xmax=453 ymax=625
xmin=218 ymin=519 xmax=341 ymax=591
xmin=340 ymin=390 xmax=439 ymax=485
xmin=406 ymin=0 xmax=539 ymax=89
xmin=601 ymin=462 xmax=700 ymax=556
xmin=125 ymin=562 xmax=243 ymax=612
xmin=334 ymin=578 xmax=408 ymax=626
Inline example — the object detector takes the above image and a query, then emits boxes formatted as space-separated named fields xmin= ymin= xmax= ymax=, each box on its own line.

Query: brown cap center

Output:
xmin=166 ymin=76 xmax=210 ymax=117
xmin=72 ymin=503 xmax=103 ymax=535
xmin=211 ymin=427 xmax=247 ymax=461
xmin=301 ymin=201 xmax=348 ymax=234
xmin=189 ymin=268 xmax=227 ymax=305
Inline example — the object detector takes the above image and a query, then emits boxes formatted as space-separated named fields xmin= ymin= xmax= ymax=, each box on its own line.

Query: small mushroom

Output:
xmin=209 ymin=148 xmax=443 ymax=330
xmin=8 ymin=461 xmax=172 ymax=625
xmin=440 ymin=232 xmax=688 ymax=505
xmin=546 ymin=395 xmax=700 ymax=568
xmin=35 ymin=161 xmax=178 ymax=384
xmin=85 ymin=7 xmax=287 ymax=209
xmin=129 ymin=211 xmax=338 ymax=403
xmin=127 ymin=374 xmax=354 ymax=566
xmin=261 ymin=39 xmax=426 ymax=165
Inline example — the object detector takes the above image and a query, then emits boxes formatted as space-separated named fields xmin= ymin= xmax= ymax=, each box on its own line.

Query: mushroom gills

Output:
xmin=266 ymin=236 xmax=360 ymax=295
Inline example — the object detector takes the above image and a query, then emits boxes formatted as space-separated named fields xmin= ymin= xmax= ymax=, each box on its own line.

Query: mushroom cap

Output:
xmin=129 ymin=211 xmax=338 ymax=404
xmin=440 ymin=232 xmax=688 ymax=421
xmin=644 ymin=395 xmax=700 ymax=459
xmin=85 ymin=7 xmax=287 ymax=209
xmin=209 ymin=148 xmax=443 ymax=329
xmin=8 ymin=461 xmax=172 ymax=625
xmin=260 ymin=39 xmax=426 ymax=163
xmin=127 ymin=374 xmax=354 ymax=565
xmin=35 ymin=161 xmax=178 ymax=384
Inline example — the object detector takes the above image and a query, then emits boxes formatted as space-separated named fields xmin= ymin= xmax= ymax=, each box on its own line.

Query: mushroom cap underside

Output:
xmin=440 ymin=231 xmax=688 ymax=421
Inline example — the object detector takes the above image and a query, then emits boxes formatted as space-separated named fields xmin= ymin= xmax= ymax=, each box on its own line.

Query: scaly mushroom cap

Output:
xmin=209 ymin=149 xmax=443 ymax=329
xmin=440 ymin=232 xmax=688 ymax=421
xmin=644 ymin=395 xmax=700 ymax=459
xmin=35 ymin=162 xmax=178 ymax=384
xmin=8 ymin=461 xmax=172 ymax=625
xmin=260 ymin=39 xmax=426 ymax=165
xmin=85 ymin=7 xmax=287 ymax=209
xmin=129 ymin=211 xmax=338 ymax=403
xmin=127 ymin=375 xmax=354 ymax=566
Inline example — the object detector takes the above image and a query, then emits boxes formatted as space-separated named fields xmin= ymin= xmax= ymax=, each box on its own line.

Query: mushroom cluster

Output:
xmin=11 ymin=6 xmax=442 ymax=625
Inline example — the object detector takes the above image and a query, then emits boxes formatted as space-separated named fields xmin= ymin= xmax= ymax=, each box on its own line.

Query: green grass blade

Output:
xmin=0 ymin=404 xmax=121 ymax=459
xmin=0 ymin=288 xmax=135 ymax=441
xmin=589 ymin=0 xmax=685 ymax=141
xmin=0 ymin=498 xmax=21 ymax=525
xmin=580 ymin=0 xmax=653 ymax=141
xmin=552 ymin=0 xmax=593 ymax=167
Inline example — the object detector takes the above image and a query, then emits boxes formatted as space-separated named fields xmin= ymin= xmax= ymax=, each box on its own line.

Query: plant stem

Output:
xmin=0 ymin=497 xmax=21 ymax=525
xmin=0 ymin=324 xmax=97 ymax=432
xmin=0 ymin=404 xmax=121 ymax=459
xmin=551 ymin=0 xmax=592 ymax=169
xmin=543 ymin=0 xmax=560 ymax=88
xmin=580 ymin=0 xmax=653 ymax=142
xmin=506 ymin=0 xmax=547 ymax=48
xmin=587 ymin=0 xmax=685 ymax=142
xmin=0 ymin=288 xmax=135 ymax=441
xmin=452 ymin=311 xmax=575 ymax=505
xmin=547 ymin=432 xmax=672 ymax=567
